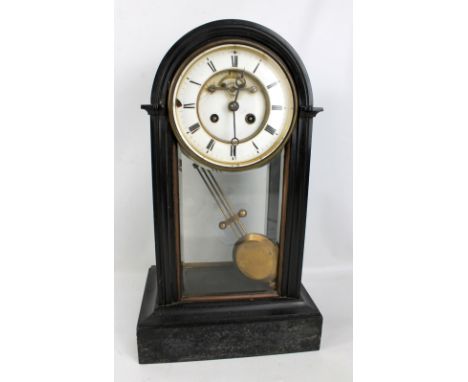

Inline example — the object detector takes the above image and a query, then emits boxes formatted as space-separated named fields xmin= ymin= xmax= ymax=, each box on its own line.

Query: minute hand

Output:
xmin=232 ymin=88 xmax=239 ymax=139
xmin=228 ymin=87 xmax=241 ymax=140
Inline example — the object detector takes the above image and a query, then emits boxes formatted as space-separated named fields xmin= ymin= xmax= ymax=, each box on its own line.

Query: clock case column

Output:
xmin=138 ymin=19 xmax=323 ymax=363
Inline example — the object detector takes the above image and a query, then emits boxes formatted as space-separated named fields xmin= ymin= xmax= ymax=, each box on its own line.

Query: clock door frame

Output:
xmin=142 ymin=19 xmax=322 ymax=306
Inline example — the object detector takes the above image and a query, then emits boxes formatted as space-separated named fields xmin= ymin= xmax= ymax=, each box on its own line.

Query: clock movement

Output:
xmin=138 ymin=19 xmax=323 ymax=363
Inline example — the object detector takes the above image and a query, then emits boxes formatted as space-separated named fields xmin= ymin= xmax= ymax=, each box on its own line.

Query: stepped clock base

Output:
xmin=137 ymin=266 xmax=322 ymax=364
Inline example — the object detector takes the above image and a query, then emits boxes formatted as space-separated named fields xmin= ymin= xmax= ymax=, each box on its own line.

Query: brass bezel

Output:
xmin=167 ymin=39 xmax=298 ymax=171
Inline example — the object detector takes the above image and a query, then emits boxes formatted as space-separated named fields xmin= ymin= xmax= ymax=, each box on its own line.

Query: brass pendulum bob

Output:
xmin=193 ymin=164 xmax=278 ymax=283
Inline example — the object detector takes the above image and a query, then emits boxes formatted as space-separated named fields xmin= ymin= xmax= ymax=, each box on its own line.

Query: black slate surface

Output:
xmin=137 ymin=266 xmax=322 ymax=363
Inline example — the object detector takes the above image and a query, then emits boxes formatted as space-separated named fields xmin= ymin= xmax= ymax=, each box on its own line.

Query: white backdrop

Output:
xmin=115 ymin=0 xmax=352 ymax=380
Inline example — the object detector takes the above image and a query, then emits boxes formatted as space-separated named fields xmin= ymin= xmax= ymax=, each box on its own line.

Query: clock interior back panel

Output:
xmin=178 ymin=150 xmax=270 ymax=263
xmin=177 ymin=149 xmax=282 ymax=296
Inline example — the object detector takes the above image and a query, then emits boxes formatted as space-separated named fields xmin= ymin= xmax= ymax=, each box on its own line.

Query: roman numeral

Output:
xmin=230 ymin=144 xmax=237 ymax=159
xmin=183 ymin=103 xmax=195 ymax=109
xmin=272 ymin=105 xmax=283 ymax=110
xmin=188 ymin=123 xmax=200 ymax=134
xmin=207 ymin=59 xmax=216 ymax=72
xmin=206 ymin=139 xmax=215 ymax=151
xmin=253 ymin=60 xmax=261 ymax=73
xmin=188 ymin=79 xmax=201 ymax=86
xmin=266 ymin=81 xmax=278 ymax=89
xmin=231 ymin=55 xmax=238 ymax=67
xmin=252 ymin=141 xmax=259 ymax=152
xmin=265 ymin=125 xmax=276 ymax=135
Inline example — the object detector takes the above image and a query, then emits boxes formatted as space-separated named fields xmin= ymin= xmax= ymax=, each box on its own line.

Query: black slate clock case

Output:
xmin=139 ymin=19 xmax=323 ymax=363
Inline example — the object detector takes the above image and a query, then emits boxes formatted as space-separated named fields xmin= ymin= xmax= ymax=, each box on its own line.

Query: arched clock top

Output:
xmin=147 ymin=19 xmax=317 ymax=113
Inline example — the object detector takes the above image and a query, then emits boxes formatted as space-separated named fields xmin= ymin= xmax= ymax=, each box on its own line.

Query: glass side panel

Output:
xmin=178 ymin=149 xmax=284 ymax=298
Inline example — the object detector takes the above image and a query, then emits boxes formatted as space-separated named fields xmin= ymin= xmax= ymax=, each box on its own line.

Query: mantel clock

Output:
xmin=138 ymin=19 xmax=323 ymax=363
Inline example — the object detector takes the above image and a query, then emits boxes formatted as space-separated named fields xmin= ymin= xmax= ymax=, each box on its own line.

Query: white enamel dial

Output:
xmin=169 ymin=42 xmax=297 ymax=170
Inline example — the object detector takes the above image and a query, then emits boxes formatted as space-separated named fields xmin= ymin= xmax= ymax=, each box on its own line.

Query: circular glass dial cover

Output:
xmin=169 ymin=42 xmax=297 ymax=170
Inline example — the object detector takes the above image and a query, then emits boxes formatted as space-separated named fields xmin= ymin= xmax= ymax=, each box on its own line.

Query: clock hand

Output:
xmin=227 ymin=69 xmax=249 ymax=142
xmin=230 ymin=69 xmax=247 ymax=141
xmin=234 ymin=83 xmax=241 ymax=102
xmin=235 ymin=68 xmax=246 ymax=89
xmin=228 ymin=86 xmax=241 ymax=141
xmin=232 ymin=109 xmax=237 ymax=140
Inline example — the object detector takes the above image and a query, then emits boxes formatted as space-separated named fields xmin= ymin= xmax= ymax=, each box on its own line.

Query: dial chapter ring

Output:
xmin=167 ymin=39 xmax=298 ymax=171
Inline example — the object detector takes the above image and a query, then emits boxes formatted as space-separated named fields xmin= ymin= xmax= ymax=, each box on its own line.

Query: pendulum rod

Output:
xmin=196 ymin=166 xmax=244 ymax=238
xmin=193 ymin=164 xmax=231 ymax=224
xmin=193 ymin=164 xmax=246 ymax=238
xmin=204 ymin=168 xmax=247 ymax=235
xmin=193 ymin=163 xmax=278 ymax=284
xmin=193 ymin=164 xmax=243 ymax=237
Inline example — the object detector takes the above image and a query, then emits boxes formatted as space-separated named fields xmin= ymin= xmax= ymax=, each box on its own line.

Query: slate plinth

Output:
xmin=137 ymin=266 xmax=322 ymax=363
